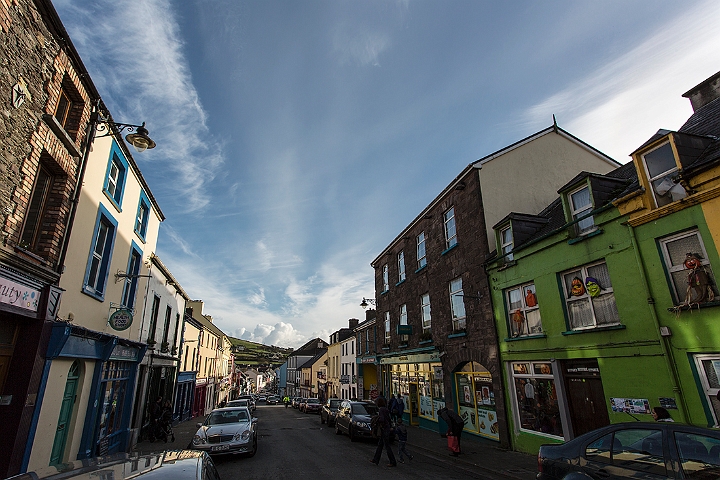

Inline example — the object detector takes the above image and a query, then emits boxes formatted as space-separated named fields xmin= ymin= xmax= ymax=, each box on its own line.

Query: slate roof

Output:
xmin=299 ymin=350 xmax=327 ymax=369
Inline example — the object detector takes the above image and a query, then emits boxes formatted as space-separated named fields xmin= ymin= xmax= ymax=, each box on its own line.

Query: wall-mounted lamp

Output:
xmin=360 ymin=297 xmax=376 ymax=310
xmin=92 ymin=111 xmax=157 ymax=152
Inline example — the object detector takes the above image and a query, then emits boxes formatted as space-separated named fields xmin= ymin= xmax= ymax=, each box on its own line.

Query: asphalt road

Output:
xmin=212 ymin=402 xmax=508 ymax=480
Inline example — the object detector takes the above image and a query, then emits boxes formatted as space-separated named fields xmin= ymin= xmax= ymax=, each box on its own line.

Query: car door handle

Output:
xmin=595 ymin=469 xmax=611 ymax=478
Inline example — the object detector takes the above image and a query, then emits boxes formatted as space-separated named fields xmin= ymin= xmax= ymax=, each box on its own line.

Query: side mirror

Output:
xmin=196 ymin=422 xmax=203 ymax=428
xmin=252 ymin=417 xmax=258 ymax=423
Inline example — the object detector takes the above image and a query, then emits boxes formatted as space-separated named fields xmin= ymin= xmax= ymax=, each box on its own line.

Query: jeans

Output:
xmin=372 ymin=430 xmax=397 ymax=465
xmin=398 ymin=440 xmax=412 ymax=460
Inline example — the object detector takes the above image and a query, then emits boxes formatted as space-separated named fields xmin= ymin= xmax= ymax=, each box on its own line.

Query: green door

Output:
xmin=50 ymin=361 xmax=79 ymax=465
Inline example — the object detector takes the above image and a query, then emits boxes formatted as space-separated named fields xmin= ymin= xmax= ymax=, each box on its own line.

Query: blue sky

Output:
xmin=55 ymin=0 xmax=720 ymax=348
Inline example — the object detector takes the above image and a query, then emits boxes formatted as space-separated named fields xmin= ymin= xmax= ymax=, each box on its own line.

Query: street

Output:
xmin=212 ymin=403 xmax=526 ymax=480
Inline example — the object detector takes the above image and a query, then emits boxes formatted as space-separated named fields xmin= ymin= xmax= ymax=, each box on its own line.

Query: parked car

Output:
xmin=537 ymin=421 xmax=720 ymax=479
xmin=266 ymin=395 xmax=279 ymax=405
xmin=258 ymin=395 xmax=267 ymax=403
xmin=298 ymin=398 xmax=309 ymax=412
xmin=334 ymin=400 xmax=379 ymax=442
xmin=320 ymin=398 xmax=341 ymax=426
xmin=304 ymin=398 xmax=322 ymax=414
xmin=235 ymin=395 xmax=256 ymax=411
xmin=226 ymin=399 xmax=252 ymax=410
xmin=190 ymin=407 xmax=257 ymax=457
xmin=292 ymin=397 xmax=302 ymax=408
xmin=7 ymin=451 xmax=220 ymax=480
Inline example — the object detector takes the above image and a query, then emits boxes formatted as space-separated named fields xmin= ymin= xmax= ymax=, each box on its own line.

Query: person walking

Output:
xmin=395 ymin=417 xmax=413 ymax=463
xmin=438 ymin=406 xmax=464 ymax=456
xmin=370 ymin=397 xmax=397 ymax=467
xmin=388 ymin=394 xmax=398 ymax=423
xmin=395 ymin=394 xmax=405 ymax=422
xmin=651 ymin=406 xmax=674 ymax=422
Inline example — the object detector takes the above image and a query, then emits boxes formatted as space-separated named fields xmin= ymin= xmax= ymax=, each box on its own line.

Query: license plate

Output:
xmin=211 ymin=444 xmax=230 ymax=452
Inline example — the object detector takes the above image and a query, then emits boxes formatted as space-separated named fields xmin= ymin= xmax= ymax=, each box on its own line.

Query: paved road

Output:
xmin=212 ymin=403 xmax=512 ymax=480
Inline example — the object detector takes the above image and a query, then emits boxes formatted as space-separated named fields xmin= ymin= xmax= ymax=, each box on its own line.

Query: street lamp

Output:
xmin=360 ymin=297 xmax=376 ymax=310
xmin=93 ymin=111 xmax=157 ymax=152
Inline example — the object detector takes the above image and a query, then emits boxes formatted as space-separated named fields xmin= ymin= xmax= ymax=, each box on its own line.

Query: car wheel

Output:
xmin=349 ymin=426 xmax=357 ymax=442
xmin=335 ymin=421 xmax=342 ymax=435
xmin=247 ymin=435 xmax=257 ymax=458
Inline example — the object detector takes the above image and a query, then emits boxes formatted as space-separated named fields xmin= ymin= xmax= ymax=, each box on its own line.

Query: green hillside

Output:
xmin=229 ymin=337 xmax=292 ymax=367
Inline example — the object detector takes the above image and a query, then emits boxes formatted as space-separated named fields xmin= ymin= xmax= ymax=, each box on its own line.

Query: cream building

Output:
xmin=28 ymin=127 xmax=163 ymax=468
xmin=340 ymin=336 xmax=357 ymax=400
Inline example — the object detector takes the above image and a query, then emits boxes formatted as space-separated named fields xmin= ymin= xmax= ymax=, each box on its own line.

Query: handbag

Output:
xmin=447 ymin=434 xmax=460 ymax=453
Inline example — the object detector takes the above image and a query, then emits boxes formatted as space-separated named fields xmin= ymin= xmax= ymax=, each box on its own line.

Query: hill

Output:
xmin=229 ymin=337 xmax=292 ymax=368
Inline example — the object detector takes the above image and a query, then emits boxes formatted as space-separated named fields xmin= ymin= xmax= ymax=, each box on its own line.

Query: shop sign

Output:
xmin=379 ymin=351 xmax=440 ymax=364
xmin=108 ymin=308 xmax=133 ymax=331
xmin=0 ymin=276 xmax=40 ymax=312
xmin=361 ymin=356 xmax=377 ymax=364
xmin=109 ymin=344 xmax=139 ymax=362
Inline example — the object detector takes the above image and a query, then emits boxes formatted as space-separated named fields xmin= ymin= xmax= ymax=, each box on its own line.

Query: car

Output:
xmin=190 ymin=407 xmax=258 ymax=457
xmin=298 ymin=398 xmax=309 ymax=412
xmin=292 ymin=396 xmax=302 ymax=408
xmin=537 ymin=421 xmax=720 ymax=479
xmin=334 ymin=400 xmax=379 ymax=442
xmin=235 ymin=395 xmax=256 ymax=411
xmin=258 ymin=395 xmax=267 ymax=402
xmin=266 ymin=395 xmax=279 ymax=405
xmin=321 ymin=398 xmax=341 ymax=426
xmin=8 ymin=450 xmax=221 ymax=480
xmin=304 ymin=398 xmax=322 ymax=414
xmin=226 ymin=399 xmax=252 ymax=410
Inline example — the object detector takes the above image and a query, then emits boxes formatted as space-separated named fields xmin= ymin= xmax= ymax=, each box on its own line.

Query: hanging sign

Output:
xmin=0 ymin=276 xmax=40 ymax=312
xmin=109 ymin=308 xmax=133 ymax=331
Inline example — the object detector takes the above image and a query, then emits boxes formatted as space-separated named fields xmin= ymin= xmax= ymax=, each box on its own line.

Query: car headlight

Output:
xmin=356 ymin=422 xmax=369 ymax=429
xmin=192 ymin=434 xmax=205 ymax=445
xmin=234 ymin=429 xmax=251 ymax=441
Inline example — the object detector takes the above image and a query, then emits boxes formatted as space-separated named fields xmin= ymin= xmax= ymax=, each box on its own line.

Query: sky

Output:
xmin=54 ymin=0 xmax=720 ymax=348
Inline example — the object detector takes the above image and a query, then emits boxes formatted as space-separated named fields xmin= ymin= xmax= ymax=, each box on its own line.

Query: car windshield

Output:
xmin=227 ymin=400 xmax=248 ymax=407
xmin=206 ymin=410 xmax=249 ymax=425
xmin=307 ymin=399 xmax=320 ymax=404
xmin=352 ymin=404 xmax=378 ymax=415
xmin=329 ymin=400 xmax=341 ymax=407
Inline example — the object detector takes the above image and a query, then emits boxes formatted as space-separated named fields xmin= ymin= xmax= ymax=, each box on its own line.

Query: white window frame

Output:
xmin=421 ymin=293 xmax=431 ymax=331
xmin=641 ymin=141 xmax=685 ymax=208
xmin=382 ymin=264 xmax=389 ymax=292
xmin=398 ymin=251 xmax=406 ymax=282
xmin=399 ymin=304 xmax=407 ymax=325
xmin=692 ymin=354 xmax=720 ymax=426
xmin=384 ymin=311 xmax=390 ymax=343
xmin=659 ymin=229 xmax=715 ymax=304
xmin=449 ymin=277 xmax=466 ymax=331
xmin=417 ymin=232 xmax=427 ymax=269
xmin=500 ymin=225 xmax=513 ymax=261
xmin=444 ymin=207 xmax=457 ymax=249
xmin=561 ymin=260 xmax=620 ymax=330
xmin=509 ymin=361 xmax=564 ymax=439
xmin=568 ymin=184 xmax=595 ymax=235
xmin=505 ymin=282 xmax=542 ymax=337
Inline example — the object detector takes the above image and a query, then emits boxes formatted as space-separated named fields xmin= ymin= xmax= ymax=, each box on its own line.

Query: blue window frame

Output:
xmin=134 ymin=190 xmax=150 ymax=242
xmin=121 ymin=241 xmax=143 ymax=310
xmin=103 ymin=141 xmax=129 ymax=211
xmin=83 ymin=204 xmax=118 ymax=300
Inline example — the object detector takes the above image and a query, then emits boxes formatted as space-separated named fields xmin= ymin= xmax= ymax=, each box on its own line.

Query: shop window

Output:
xmin=561 ymin=261 xmax=620 ymax=330
xmin=659 ymin=229 xmax=717 ymax=305
xmin=96 ymin=360 xmax=133 ymax=455
xmin=505 ymin=282 xmax=542 ymax=337
xmin=455 ymin=362 xmax=498 ymax=440
xmin=642 ymin=141 xmax=686 ymax=208
xmin=510 ymin=361 xmax=564 ymax=438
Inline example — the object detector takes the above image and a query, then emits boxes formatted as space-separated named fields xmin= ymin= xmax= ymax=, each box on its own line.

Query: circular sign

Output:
xmin=109 ymin=309 xmax=133 ymax=331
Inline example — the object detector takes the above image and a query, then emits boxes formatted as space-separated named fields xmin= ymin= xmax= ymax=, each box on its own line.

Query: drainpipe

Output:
xmin=625 ymin=222 xmax=689 ymax=422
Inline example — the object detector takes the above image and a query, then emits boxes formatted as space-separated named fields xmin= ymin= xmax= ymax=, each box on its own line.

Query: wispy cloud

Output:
xmin=56 ymin=0 xmax=223 ymax=211
xmin=332 ymin=24 xmax=390 ymax=67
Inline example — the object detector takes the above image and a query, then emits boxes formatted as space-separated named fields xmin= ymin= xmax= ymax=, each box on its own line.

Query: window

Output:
xmin=642 ymin=142 xmax=686 ymax=207
xmin=568 ymin=185 xmax=595 ymax=235
xmin=659 ymin=229 xmax=717 ymax=305
xmin=417 ymin=232 xmax=427 ymax=269
xmin=398 ymin=251 xmax=406 ymax=282
xmin=53 ymin=77 xmax=83 ymax=139
xmin=511 ymin=362 xmax=564 ymax=438
xmin=382 ymin=264 xmax=389 ymax=292
xmin=444 ymin=207 xmax=457 ymax=249
xmin=692 ymin=355 xmax=720 ymax=426
xmin=120 ymin=243 xmax=142 ymax=309
xmin=20 ymin=164 xmax=55 ymax=254
xmin=421 ymin=293 xmax=431 ymax=331
xmin=500 ymin=225 xmax=513 ymax=261
xmin=161 ymin=305 xmax=172 ymax=350
xmin=83 ymin=205 xmax=118 ymax=299
xmin=54 ymin=89 xmax=73 ymax=129
xmin=586 ymin=429 xmax=667 ymax=476
xmin=399 ymin=304 xmax=407 ymax=325
xmin=449 ymin=277 xmax=466 ymax=331
xmin=506 ymin=282 xmax=542 ymax=337
xmin=561 ymin=261 xmax=620 ymax=330
xmin=103 ymin=142 xmax=129 ymax=210
xmin=384 ymin=312 xmax=390 ymax=344
xmin=675 ymin=431 xmax=720 ymax=477
xmin=148 ymin=295 xmax=160 ymax=342
xmin=365 ymin=329 xmax=370 ymax=353
xmin=172 ymin=314 xmax=180 ymax=350
xmin=134 ymin=191 xmax=150 ymax=241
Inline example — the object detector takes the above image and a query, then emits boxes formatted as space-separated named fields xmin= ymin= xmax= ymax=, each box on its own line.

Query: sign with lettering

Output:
xmin=109 ymin=344 xmax=139 ymax=362
xmin=0 ymin=276 xmax=40 ymax=312
xmin=109 ymin=309 xmax=133 ymax=331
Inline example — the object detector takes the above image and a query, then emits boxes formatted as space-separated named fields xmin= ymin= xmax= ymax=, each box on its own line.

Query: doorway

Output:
xmin=50 ymin=361 xmax=80 ymax=465
xmin=562 ymin=359 xmax=610 ymax=437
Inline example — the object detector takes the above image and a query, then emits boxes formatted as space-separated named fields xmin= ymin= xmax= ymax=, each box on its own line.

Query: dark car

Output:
xmin=292 ymin=396 xmax=302 ymax=408
xmin=7 ymin=451 xmax=220 ymax=480
xmin=304 ymin=398 xmax=322 ymax=414
xmin=266 ymin=395 xmax=279 ymax=405
xmin=537 ymin=422 xmax=720 ymax=479
xmin=334 ymin=400 xmax=379 ymax=442
xmin=321 ymin=398 xmax=342 ymax=426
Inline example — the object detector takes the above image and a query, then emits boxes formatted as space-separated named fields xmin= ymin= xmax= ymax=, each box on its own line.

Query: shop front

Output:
xmin=193 ymin=378 xmax=207 ymax=417
xmin=453 ymin=361 xmax=500 ymax=441
xmin=357 ymin=355 xmax=378 ymax=401
xmin=174 ymin=371 xmax=196 ymax=422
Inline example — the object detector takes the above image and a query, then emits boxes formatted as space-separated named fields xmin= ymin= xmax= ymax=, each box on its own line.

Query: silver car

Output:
xmin=191 ymin=407 xmax=257 ymax=456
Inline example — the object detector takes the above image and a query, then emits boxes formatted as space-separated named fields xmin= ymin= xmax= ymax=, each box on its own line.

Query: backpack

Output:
xmin=370 ymin=414 xmax=380 ymax=438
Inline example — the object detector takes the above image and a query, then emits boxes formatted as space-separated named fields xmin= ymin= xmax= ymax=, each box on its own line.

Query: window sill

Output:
xmin=395 ymin=279 xmax=405 ymax=287
xmin=667 ymin=300 xmax=720 ymax=312
xmin=562 ymin=324 xmax=625 ymax=335
xmin=134 ymin=228 xmax=147 ymax=244
xmin=497 ymin=260 xmax=517 ymax=271
xmin=418 ymin=339 xmax=433 ymax=345
xmin=447 ymin=331 xmax=467 ymax=339
xmin=82 ymin=285 xmax=105 ymax=302
xmin=415 ymin=265 xmax=427 ymax=274
xmin=567 ymin=228 xmax=603 ymax=245
xmin=381 ymin=346 xmax=391 ymax=351
xmin=398 ymin=343 xmax=408 ymax=349
xmin=380 ymin=290 xmax=389 ymax=296
xmin=441 ymin=243 xmax=458 ymax=256
xmin=504 ymin=333 xmax=546 ymax=342
xmin=103 ymin=190 xmax=123 ymax=213
xmin=42 ymin=113 xmax=81 ymax=158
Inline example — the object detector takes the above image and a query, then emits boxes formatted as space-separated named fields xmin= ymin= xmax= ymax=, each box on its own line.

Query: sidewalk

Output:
xmin=133 ymin=412 xmax=538 ymax=479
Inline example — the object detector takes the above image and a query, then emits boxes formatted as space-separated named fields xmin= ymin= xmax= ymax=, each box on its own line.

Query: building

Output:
xmin=285 ymin=338 xmax=328 ymax=397
xmin=186 ymin=300 xmax=227 ymax=415
xmin=0 ymin=0 xmax=101 ymax=475
xmin=327 ymin=319 xmax=357 ymax=399
xmin=354 ymin=309 xmax=379 ymax=401
xmin=340 ymin=330 xmax=358 ymax=400
xmin=176 ymin=308 xmax=200 ymax=421
xmin=299 ymin=350 xmax=328 ymax=399
xmin=370 ymin=125 xmax=619 ymax=446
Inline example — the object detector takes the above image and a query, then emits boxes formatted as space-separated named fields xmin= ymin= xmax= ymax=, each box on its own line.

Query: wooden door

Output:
xmin=50 ymin=362 xmax=79 ymax=465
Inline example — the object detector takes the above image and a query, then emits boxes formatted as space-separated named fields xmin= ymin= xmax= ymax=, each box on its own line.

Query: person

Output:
xmin=284 ymin=395 xmax=290 ymax=408
xmin=438 ymin=406 xmax=465 ymax=456
xmin=394 ymin=417 xmax=413 ymax=463
xmin=370 ymin=397 xmax=397 ymax=467
xmin=396 ymin=395 xmax=405 ymax=421
xmin=148 ymin=396 xmax=163 ymax=441
xmin=651 ymin=406 xmax=674 ymax=422
xmin=389 ymin=394 xmax=399 ymax=423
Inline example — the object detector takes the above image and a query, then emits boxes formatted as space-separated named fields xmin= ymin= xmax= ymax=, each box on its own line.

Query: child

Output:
xmin=395 ymin=417 xmax=413 ymax=463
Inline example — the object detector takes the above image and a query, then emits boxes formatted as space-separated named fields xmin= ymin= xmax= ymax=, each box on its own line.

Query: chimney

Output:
xmin=348 ymin=318 xmax=359 ymax=329
xmin=365 ymin=308 xmax=376 ymax=322
xmin=682 ymin=71 xmax=720 ymax=112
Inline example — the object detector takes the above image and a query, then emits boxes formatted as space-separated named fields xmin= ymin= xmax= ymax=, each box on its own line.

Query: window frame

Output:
xmin=103 ymin=141 xmax=129 ymax=212
xmin=20 ymin=163 xmax=55 ymax=254
xmin=659 ymin=229 xmax=716 ymax=305
xmin=417 ymin=232 xmax=427 ymax=270
xmin=82 ymin=204 xmax=118 ymax=301
xmin=399 ymin=304 xmax=407 ymax=325
xmin=384 ymin=312 xmax=390 ymax=344
xmin=449 ymin=277 xmax=466 ymax=331
xmin=444 ymin=207 xmax=457 ymax=250
xmin=568 ymin=184 xmax=595 ymax=235
xmin=560 ymin=260 xmax=620 ymax=331
xmin=398 ymin=251 xmax=406 ymax=283
xmin=499 ymin=224 xmax=513 ymax=261
xmin=382 ymin=264 xmax=389 ymax=292
xmin=134 ymin=190 xmax=151 ymax=242
xmin=148 ymin=295 xmax=161 ymax=343
xmin=505 ymin=282 xmax=542 ymax=338
xmin=641 ymin=141 xmax=685 ymax=208
xmin=421 ymin=293 xmax=431 ymax=332
xmin=120 ymin=241 xmax=143 ymax=310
